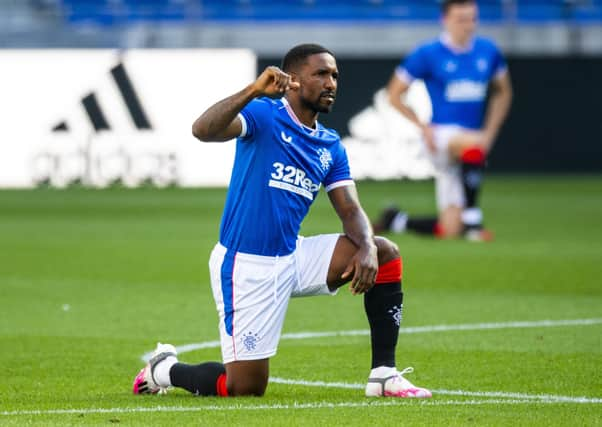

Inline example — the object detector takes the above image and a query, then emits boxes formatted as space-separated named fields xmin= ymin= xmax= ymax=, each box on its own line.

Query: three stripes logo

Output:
xmin=52 ymin=62 xmax=152 ymax=133
xmin=36 ymin=61 xmax=177 ymax=188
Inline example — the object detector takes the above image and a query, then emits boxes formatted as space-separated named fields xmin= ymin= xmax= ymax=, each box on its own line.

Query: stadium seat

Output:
xmin=59 ymin=0 xmax=602 ymax=24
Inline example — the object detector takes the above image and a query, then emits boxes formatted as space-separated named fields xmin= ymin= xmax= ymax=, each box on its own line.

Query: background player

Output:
xmin=374 ymin=0 xmax=512 ymax=240
xmin=132 ymin=44 xmax=430 ymax=399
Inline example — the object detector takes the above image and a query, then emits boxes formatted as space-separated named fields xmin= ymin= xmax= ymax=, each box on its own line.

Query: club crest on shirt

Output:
xmin=444 ymin=61 xmax=457 ymax=73
xmin=476 ymin=58 xmax=488 ymax=73
xmin=317 ymin=148 xmax=333 ymax=172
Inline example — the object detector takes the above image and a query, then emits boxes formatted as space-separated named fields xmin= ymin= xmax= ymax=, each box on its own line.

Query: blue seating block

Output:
xmin=60 ymin=0 xmax=602 ymax=25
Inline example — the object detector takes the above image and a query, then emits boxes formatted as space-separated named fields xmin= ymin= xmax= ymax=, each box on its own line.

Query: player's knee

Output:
xmin=461 ymin=145 xmax=486 ymax=165
xmin=374 ymin=237 xmax=402 ymax=284
xmin=440 ymin=206 xmax=463 ymax=238
xmin=228 ymin=381 xmax=267 ymax=397
xmin=374 ymin=236 xmax=400 ymax=264
xmin=227 ymin=376 xmax=268 ymax=397
xmin=225 ymin=360 xmax=269 ymax=397
xmin=442 ymin=222 xmax=463 ymax=237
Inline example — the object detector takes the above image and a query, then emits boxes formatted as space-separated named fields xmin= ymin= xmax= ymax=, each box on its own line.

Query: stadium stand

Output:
xmin=57 ymin=0 xmax=602 ymax=24
xmin=1 ymin=0 xmax=600 ymax=54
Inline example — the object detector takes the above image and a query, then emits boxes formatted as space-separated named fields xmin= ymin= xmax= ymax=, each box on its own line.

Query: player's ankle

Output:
xmin=370 ymin=366 xmax=396 ymax=377
xmin=153 ymin=356 xmax=177 ymax=387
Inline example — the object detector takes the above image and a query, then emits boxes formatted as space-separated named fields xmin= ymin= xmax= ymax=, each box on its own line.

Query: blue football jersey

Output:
xmin=396 ymin=35 xmax=507 ymax=129
xmin=219 ymin=97 xmax=353 ymax=256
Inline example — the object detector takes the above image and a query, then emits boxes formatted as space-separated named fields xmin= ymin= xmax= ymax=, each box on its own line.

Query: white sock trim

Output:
xmin=153 ymin=356 xmax=177 ymax=387
xmin=369 ymin=366 xmax=397 ymax=378
xmin=462 ymin=207 xmax=483 ymax=226
xmin=390 ymin=212 xmax=408 ymax=233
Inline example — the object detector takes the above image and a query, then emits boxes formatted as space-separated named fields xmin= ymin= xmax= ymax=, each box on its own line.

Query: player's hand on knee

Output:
xmin=342 ymin=248 xmax=378 ymax=295
xmin=252 ymin=66 xmax=300 ymax=98
xmin=449 ymin=130 xmax=492 ymax=157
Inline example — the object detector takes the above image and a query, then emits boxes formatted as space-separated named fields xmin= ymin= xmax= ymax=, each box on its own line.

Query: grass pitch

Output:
xmin=0 ymin=176 xmax=600 ymax=426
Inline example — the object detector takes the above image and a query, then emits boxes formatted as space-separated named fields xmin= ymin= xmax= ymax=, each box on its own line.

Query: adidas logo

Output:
xmin=2 ymin=49 xmax=256 ymax=188
xmin=53 ymin=62 xmax=152 ymax=133
xmin=34 ymin=61 xmax=178 ymax=188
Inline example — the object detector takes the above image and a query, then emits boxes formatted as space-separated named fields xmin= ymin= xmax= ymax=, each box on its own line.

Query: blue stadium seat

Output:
xmin=517 ymin=2 xmax=566 ymax=22
xmin=572 ymin=4 xmax=602 ymax=22
xmin=59 ymin=0 xmax=602 ymax=25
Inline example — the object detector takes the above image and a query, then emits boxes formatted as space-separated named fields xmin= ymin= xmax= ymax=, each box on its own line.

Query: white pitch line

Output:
xmin=142 ymin=318 xmax=602 ymax=362
xmin=269 ymin=377 xmax=602 ymax=404
xmin=1 ymin=398 xmax=597 ymax=417
xmin=4 ymin=319 xmax=601 ymax=418
xmin=135 ymin=318 xmax=602 ymax=407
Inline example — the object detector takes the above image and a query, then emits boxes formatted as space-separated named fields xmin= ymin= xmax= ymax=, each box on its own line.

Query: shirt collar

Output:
xmin=440 ymin=32 xmax=475 ymax=54
xmin=281 ymin=97 xmax=318 ymax=135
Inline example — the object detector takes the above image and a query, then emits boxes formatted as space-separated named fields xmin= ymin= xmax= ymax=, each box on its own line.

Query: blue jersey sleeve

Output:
xmin=239 ymin=98 xmax=273 ymax=142
xmin=324 ymin=143 xmax=353 ymax=191
xmin=400 ymin=45 xmax=430 ymax=81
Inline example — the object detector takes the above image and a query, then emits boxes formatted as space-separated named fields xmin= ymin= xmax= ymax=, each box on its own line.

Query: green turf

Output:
xmin=0 ymin=176 xmax=601 ymax=426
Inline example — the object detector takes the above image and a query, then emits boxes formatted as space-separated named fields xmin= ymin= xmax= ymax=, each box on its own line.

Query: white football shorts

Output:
xmin=431 ymin=124 xmax=467 ymax=210
xmin=208 ymin=234 xmax=340 ymax=363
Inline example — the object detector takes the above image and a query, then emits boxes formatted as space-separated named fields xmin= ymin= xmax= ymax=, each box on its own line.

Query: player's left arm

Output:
xmin=482 ymin=71 xmax=513 ymax=153
xmin=328 ymin=184 xmax=378 ymax=295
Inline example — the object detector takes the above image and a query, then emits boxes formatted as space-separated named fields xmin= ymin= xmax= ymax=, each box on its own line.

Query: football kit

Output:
xmin=396 ymin=34 xmax=507 ymax=209
xmin=210 ymin=97 xmax=354 ymax=362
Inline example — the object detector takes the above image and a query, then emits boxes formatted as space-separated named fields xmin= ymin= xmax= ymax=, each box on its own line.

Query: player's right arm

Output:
xmin=192 ymin=66 xmax=299 ymax=142
xmin=387 ymin=75 xmax=420 ymax=126
xmin=387 ymin=64 xmax=435 ymax=152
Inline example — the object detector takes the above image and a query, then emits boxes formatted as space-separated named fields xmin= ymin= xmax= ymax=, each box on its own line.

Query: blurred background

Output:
xmin=1 ymin=0 xmax=601 ymax=188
